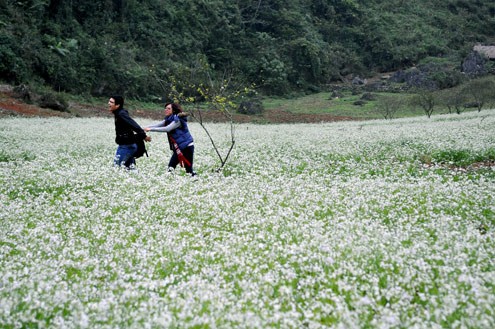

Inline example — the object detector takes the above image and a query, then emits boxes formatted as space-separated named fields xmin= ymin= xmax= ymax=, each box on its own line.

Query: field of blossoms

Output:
xmin=1 ymin=109 xmax=494 ymax=328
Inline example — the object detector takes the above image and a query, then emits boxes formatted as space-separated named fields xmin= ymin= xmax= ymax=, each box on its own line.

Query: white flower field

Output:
xmin=0 ymin=110 xmax=494 ymax=328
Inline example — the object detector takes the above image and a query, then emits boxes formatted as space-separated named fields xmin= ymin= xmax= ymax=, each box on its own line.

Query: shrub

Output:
xmin=38 ymin=92 xmax=69 ymax=112
xmin=237 ymin=98 xmax=264 ymax=115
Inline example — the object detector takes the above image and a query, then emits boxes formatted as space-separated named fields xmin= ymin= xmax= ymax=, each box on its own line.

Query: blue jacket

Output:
xmin=166 ymin=114 xmax=194 ymax=150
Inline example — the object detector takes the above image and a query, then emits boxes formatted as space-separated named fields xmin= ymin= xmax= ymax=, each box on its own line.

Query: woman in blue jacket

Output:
xmin=145 ymin=102 xmax=196 ymax=176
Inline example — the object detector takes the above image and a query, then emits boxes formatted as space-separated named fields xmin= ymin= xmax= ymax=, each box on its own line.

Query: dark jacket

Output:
xmin=113 ymin=108 xmax=146 ymax=145
xmin=166 ymin=114 xmax=194 ymax=150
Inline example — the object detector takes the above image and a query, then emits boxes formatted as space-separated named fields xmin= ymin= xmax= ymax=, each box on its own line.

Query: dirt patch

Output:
xmin=0 ymin=85 xmax=72 ymax=118
xmin=0 ymin=84 xmax=355 ymax=123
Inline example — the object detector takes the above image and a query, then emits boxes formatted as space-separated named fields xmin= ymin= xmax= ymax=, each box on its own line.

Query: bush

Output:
xmin=38 ymin=92 xmax=69 ymax=112
xmin=237 ymin=99 xmax=264 ymax=115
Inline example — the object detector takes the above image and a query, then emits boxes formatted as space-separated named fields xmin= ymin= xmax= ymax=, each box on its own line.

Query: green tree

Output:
xmin=411 ymin=91 xmax=436 ymax=118
xmin=376 ymin=95 xmax=403 ymax=120
xmin=461 ymin=77 xmax=495 ymax=112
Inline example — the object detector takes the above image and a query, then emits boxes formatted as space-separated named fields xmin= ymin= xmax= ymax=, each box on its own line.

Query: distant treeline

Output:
xmin=1 ymin=0 xmax=494 ymax=99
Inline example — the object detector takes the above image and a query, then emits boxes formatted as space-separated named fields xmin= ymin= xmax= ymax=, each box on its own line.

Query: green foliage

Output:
xmin=0 ymin=0 xmax=494 ymax=97
xmin=427 ymin=148 xmax=495 ymax=168
xmin=0 ymin=33 xmax=27 ymax=82
xmin=38 ymin=91 xmax=69 ymax=112
xmin=237 ymin=98 xmax=264 ymax=115
xmin=416 ymin=57 xmax=467 ymax=89
xmin=461 ymin=76 xmax=495 ymax=112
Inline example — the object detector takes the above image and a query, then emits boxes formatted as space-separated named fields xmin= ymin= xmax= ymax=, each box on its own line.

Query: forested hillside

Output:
xmin=1 ymin=0 xmax=494 ymax=99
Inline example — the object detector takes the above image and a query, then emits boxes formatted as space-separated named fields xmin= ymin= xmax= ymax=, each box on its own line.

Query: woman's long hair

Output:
xmin=166 ymin=102 xmax=183 ymax=115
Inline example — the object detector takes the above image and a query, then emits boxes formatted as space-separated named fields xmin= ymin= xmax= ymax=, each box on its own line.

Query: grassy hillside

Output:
xmin=1 ymin=0 xmax=494 ymax=98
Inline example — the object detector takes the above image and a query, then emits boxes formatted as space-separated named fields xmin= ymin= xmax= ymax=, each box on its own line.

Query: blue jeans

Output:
xmin=114 ymin=144 xmax=137 ymax=168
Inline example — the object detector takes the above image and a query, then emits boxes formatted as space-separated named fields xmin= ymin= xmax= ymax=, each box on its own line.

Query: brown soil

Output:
xmin=0 ymin=85 xmax=72 ymax=118
xmin=0 ymin=84 xmax=355 ymax=123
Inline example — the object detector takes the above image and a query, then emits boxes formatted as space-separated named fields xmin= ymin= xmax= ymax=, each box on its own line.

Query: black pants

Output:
xmin=168 ymin=145 xmax=195 ymax=175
